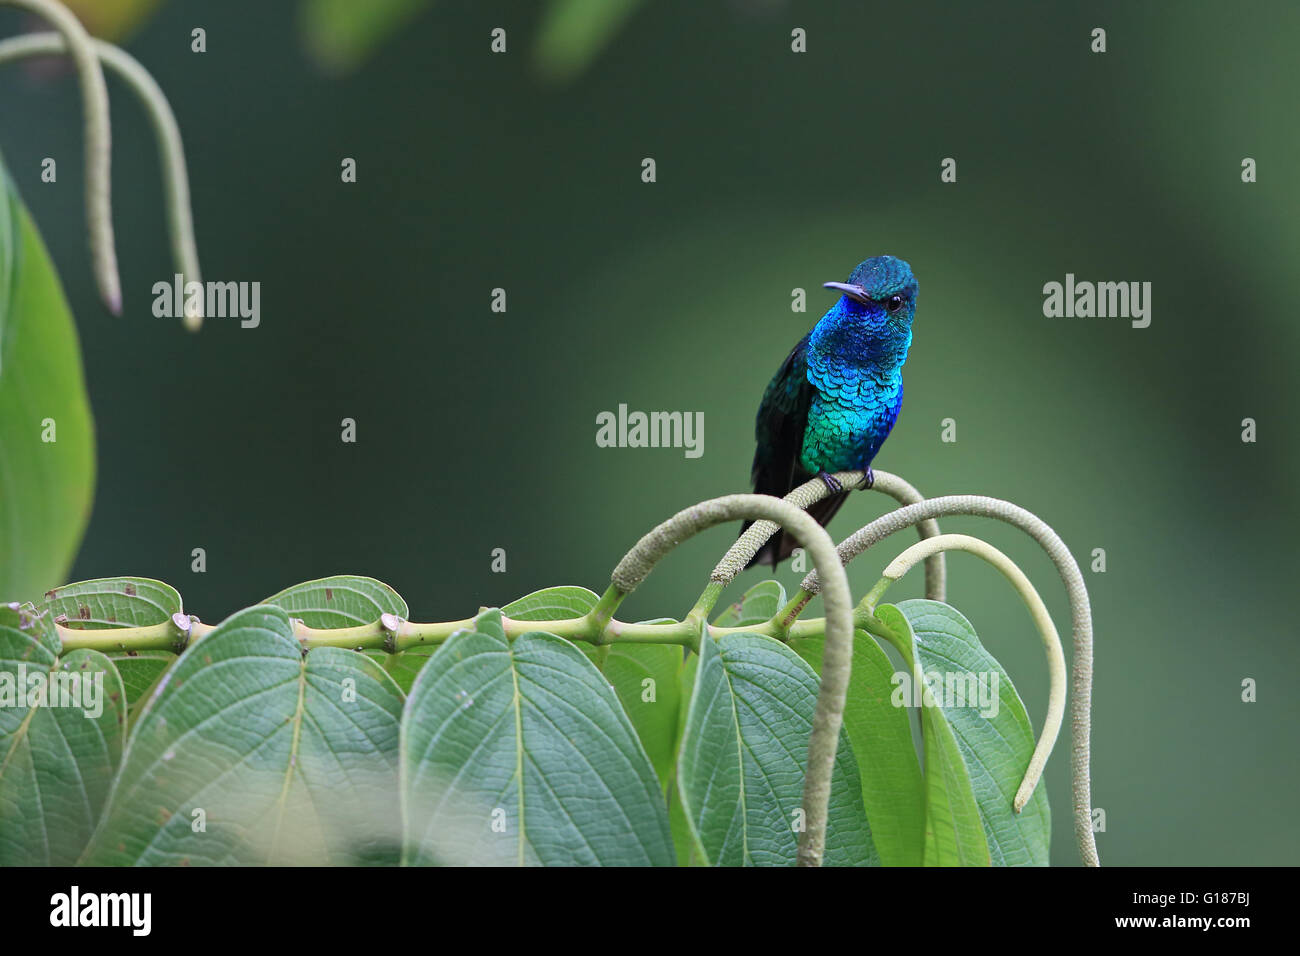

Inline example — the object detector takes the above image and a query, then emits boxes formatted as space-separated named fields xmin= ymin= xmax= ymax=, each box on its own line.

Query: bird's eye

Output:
xmin=886 ymin=294 xmax=904 ymax=313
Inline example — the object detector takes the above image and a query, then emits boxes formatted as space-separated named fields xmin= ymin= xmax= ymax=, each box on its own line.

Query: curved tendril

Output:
xmin=800 ymin=494 xmax=1100 ymax=867
xmin=0 ymin=29 xmax=205 ymax=328
xmin=709 ymin=468 xmax=946 ymax=601
xmin=873 ymin=533 xmax=1067 ymax=815
xmin=0 ymin=0 xmax=119 ymax=313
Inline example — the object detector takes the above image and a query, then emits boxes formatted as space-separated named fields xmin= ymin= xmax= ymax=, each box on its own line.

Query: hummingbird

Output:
xmin=743 ymin=255 xmax=917 ymax=567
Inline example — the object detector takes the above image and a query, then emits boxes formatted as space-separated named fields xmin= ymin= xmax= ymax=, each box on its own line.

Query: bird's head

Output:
xmin=813 ymin=255 xmax=917 ymax=364
xmin=822 ymin=255 xmax=917 ymax=327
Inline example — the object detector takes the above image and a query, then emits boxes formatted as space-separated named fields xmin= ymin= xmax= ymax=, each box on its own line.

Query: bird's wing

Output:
xmin=750 ymin=332 xmax=813 ymax=495
xmin=743 ymin=333 xmax=821 ymax=567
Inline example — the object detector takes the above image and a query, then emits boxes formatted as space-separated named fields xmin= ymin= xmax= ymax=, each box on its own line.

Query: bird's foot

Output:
xmin=859 ymin=467 xmax=875 ymax=490
xmin=817 ymin=471 xmax=844 ymax=494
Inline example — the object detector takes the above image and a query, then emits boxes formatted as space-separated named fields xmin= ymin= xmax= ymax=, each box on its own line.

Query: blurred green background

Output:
xmin=0 ymin=0 xmax=1295 ymax=865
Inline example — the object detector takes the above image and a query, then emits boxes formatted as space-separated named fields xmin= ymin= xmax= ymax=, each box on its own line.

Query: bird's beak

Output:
xmin=823 ymin=281 xmax=871 ymax=304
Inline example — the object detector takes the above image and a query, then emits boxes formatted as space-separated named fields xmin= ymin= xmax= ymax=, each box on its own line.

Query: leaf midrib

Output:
xmin=267 ymin=655 xmax=309 ymax=864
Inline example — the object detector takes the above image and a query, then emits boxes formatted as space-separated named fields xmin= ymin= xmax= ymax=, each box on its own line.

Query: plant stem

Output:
xmin=771 ymin=589 xmax=813 ymax=639
xmin=685 ymin=580 xmax=723 ymax=624
xmin=56 ymin=609 xmax=733 ymax=655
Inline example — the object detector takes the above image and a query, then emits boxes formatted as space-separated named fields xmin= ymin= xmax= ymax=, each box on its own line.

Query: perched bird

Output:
xmin=743 ymin=255 xmax=917 ymax=567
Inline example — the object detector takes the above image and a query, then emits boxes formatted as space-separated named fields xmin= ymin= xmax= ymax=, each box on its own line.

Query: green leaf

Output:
xmin=602 ymin=643 xmax=683 ymax=788
xmin=534 ymin=0 xmax=645 ymax=83
xmin=109 ymin=650 xmax=174 ymax=703
xmin=401 ymin=608 xmax=673 ymax=866
xmin=37 ymin=576 xmax=182 ymax=629
xmin=874 ymin=604 xmax=989 ymax=866
xmin=108 ymin=650 xmax=175 ymax=729
xmin=712 ymin=579 xmax=786 ymax=628
xmin=0 ymin=614 xmax=126 ymax=865
xmin=300 ymin=0 xmax=433 ymax=72
xmin=82 ymin=605 xmax=406 ymax=865
xmin=381 ymin=648 xmax=432 ymax=695
xmin=262 ymin=574 xmax=407 ymax=627
xmin=790 ymin=629 xmax=926 ymax=866
xmin=898 ymin=599 xmax=1051 ymax=866
xmin=677 ymin=632 xmax=878 ymax=866
xmin=0 ymin=164 xmax=94 ymax=602
xmin=502 ymin=584 xmax=599 ymax=620
xmin=503 ymin=583 xmax=605 ymax=665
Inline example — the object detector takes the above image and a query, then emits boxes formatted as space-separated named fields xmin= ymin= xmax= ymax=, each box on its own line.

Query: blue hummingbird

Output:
xmin=743 ymin=255 xmax=917 ymax=567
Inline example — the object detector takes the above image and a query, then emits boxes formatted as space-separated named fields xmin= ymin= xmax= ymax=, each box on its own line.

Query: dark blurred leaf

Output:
xmin=62 ymin=0 xmax=163 ymax=41
xmin=300 ymin=0 xmax=433 ymax=73
xmin=535 ymin=0 xmax=645 ymax=83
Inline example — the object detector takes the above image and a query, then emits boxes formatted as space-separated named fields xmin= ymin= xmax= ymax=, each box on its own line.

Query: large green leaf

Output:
xmin=502 ymin=585 xmax=681 ymax=787
xmin=791 ymin=629 xmax=926 ymax=866
xmin=875 ymin=604 xmax=989 ymax=866
xmin=400 ymin=608 xmax=673 ymax=866
xmin=677 ymin=631 xmax=878 ymax=866
xmin=0 ymin=165 xmax=94 ymax=602
xmin=262 ymin=574 xmax=407 ymax=627
xmin=82 ymin=605 xmax=406 ymax=865
xmin=898 ymin=599 xmax=1051 ymax=866
xmin=0 ymin=604 xmax=126 ymax=866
